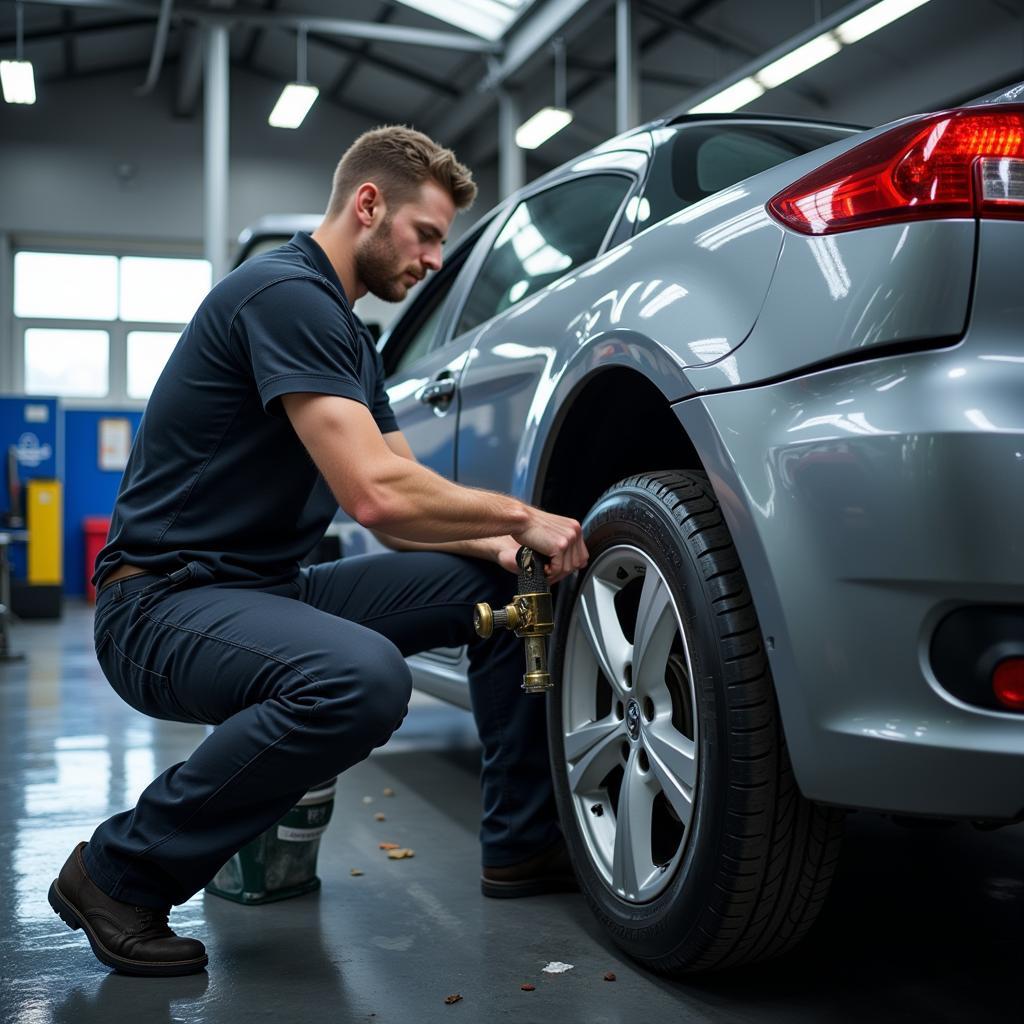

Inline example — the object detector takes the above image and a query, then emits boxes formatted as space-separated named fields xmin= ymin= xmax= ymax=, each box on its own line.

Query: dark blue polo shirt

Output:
xmin=93 ymin=232 xmax=399 ymax=589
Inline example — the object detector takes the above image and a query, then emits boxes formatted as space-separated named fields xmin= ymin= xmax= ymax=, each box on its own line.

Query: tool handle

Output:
xmin=516 ymin=546 xmax=550 ymax=596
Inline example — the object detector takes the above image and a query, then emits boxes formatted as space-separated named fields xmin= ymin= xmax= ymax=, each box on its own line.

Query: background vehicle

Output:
xmin=241 ymin=92 xmax=1024 ymax=974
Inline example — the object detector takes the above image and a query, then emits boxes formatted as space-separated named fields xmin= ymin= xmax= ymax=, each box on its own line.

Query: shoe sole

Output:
xmin=48 ymin=880 xmax=208 ymax=977
xmin=480 ymin=874 xmax=581 ymax=899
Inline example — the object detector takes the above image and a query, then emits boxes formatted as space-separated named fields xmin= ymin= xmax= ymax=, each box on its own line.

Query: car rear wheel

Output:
xmin=547 ymin=470 xmax=844 ymax=974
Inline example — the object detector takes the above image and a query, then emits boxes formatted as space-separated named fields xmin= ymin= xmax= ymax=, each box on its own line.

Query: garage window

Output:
xmin=25 ymin=328 xmax=110 ymax=398
xmin=12 ymin=250 xmax=210 ymax=404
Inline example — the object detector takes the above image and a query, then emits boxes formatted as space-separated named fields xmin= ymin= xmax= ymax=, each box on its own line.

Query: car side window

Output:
xmin=455 ymin=174 xmax=633 ymax=337
xmin=637 ymin=123 xmax=857 ymax=231
xmin=388 ymin=272 xmax=459 ymax=376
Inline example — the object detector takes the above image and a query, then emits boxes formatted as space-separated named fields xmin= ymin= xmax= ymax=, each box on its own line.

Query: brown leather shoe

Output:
xmin=48 ymin=842 xmax=207 ymax=976
xmin=481 ymin=840 xmax=580 ymax=899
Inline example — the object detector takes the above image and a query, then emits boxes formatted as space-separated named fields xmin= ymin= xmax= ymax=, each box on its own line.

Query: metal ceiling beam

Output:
xmin=311 ymin=27 xmax=461 ymax=101
xmin=479 ymin=0 xmax=614 ymax=91
xmin=240 ymin=0 xmax=275 ymax=66
xmin=326 ymin=1 xmax=394 ymax=102
xmin=0 ymin=14 xmax=150 ymax=46
xmin=638 ymin=0 xmax=765 ymax=61
xmin=426 ymin=0 xmax=614 ymax=147
xmin=23 ymin=0 xmax=501 ymax=52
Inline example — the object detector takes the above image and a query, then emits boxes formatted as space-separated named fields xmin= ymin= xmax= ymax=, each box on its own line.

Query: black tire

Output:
xmin=547 ymin=470 xmax=844 ymax=974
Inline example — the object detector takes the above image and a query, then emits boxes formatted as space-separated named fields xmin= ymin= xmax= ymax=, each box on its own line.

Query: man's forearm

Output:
xmin=359 ymin=454 xmax=530 ymax=543
xmin=370 ymin=530 xmax=505 ymax=562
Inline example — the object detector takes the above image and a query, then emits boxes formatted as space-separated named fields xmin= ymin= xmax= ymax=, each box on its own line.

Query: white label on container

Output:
xmin=277 ymin=824 xmax=329 ymax=842
xmin=24 ymin=404 xmax=49 ymax=423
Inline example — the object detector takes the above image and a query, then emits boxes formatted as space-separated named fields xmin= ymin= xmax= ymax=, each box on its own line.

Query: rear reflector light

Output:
xmin=768 ymin=105 xmax=1024 ymax=234
xmin=993 ymin=658 xmax=1024 ymax=711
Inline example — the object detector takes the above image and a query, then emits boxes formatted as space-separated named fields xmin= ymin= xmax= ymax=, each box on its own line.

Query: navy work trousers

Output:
xmin=83 ymin=552 xmax=560 ymax=908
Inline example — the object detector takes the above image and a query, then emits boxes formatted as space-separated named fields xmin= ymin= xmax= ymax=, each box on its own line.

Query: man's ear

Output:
xmin=353 ymin=182 xmax=385 ymax=229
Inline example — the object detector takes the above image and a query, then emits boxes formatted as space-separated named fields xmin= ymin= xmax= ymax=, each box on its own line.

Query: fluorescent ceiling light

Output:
xmin=393 ymin=0 xmax=532 ymax=41
xmin=689 ymin=77 xmax=765 ymax=114
xmin=516 ymin=106 xmax=573 ymax=149
xmin=687 ymin=0 xmax=935 ymax=114
xmin=1 ymin=60 xmax=35 ymax=104
xmin=269 ymin=83 xmax=319 ymax=129
xmin=757 ymin=33 xmax=840 ymax=88
xmin=835 ymin=0 xmax=932 ymax=44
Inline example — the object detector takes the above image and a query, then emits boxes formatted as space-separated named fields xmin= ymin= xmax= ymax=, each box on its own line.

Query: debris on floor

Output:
xmin=603 ymin=971 xmax=616 ymax=981
xmin=362 ymin=795 xmax=373 ymax=804
xmin=542 ymin=962 xmax=574 ymax=974
xmin=383 ymin=787 xmax=395 ymax=797
xmin=379 ymin=841 xmax=400 ymax=850
xmin=374 ymin=812 xmax=386 ymax=821
xmin=444 ymin=994 xmax=462 ymax=1005
xmin=520 ymin=983 xmax=536 ymax=991
xmin=387 ymin=848 xmax=415 ymax=860
xmin=350 ymin=868 xmax=364 ymax=877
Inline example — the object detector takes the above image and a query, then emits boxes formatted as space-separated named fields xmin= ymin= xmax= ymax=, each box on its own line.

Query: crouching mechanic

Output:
xmin=49 ymin=125 xmax=589 ymax=977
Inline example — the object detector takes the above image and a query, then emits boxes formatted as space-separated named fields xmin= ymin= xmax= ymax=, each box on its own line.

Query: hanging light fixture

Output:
xmin=269 ymin=23 xmax=318 ymax=129
xmin=516 ymin=36 xmax=573 ymax=150
xmin=1 ymin=2 xmax=36 ymax=105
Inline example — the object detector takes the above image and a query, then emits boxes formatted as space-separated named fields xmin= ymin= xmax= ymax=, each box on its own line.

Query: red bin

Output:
xmin=83 ymin=516 xmax=111 ymax=604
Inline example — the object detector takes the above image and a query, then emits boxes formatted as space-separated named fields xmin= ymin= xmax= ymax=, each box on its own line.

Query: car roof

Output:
xmin=965 ymin=80 xmax=1024 ymax=105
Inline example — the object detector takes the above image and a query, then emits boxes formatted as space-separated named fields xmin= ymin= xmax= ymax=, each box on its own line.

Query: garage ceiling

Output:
xmin=2 ymin=0 xmax=1023 ymax=170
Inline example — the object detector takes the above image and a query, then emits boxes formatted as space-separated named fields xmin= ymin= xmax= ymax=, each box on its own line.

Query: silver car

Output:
xmin=239 ymin=85 xmax=1024 ymax=974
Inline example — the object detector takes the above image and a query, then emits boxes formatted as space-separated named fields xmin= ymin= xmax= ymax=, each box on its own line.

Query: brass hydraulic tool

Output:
xmin=473 ymin=546 xmax=554 ymax=693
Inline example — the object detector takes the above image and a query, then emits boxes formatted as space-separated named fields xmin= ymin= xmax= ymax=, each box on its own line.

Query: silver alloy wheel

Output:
xmin=561 ymin=544 xmax=698 ymax=903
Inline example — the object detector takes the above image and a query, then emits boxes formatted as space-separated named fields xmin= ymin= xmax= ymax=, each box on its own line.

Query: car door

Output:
xmin=451 ymin=165 xmax=642 ymax=496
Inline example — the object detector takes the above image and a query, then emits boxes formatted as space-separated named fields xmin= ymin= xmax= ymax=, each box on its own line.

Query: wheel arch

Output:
xmin=532 ymin=366 xmax=703 ymax=520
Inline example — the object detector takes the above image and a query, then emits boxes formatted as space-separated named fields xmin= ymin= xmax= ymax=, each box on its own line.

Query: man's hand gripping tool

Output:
xmin=473 ymin=546 xmax=553 ymax=693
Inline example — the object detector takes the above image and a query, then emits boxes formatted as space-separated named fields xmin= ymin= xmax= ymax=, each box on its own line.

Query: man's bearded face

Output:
xmin=354 ymin=213 xmax=420 ymax=302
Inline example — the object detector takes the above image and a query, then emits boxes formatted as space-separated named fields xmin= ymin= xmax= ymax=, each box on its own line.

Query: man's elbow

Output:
xmin=352 ymin=490 xmax=403 ymax=531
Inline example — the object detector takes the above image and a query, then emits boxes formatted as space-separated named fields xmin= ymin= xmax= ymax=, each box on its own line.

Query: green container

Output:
xmin=205 ymin=778 xmax=337 ymax=905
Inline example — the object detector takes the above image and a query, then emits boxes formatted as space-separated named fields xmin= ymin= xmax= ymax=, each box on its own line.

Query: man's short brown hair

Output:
xmin=326 ymin=125 xmax=477 ymax=219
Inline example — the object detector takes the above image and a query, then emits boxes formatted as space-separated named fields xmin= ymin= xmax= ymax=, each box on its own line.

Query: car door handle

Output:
xmin=419 ymin=378 xmax=457 ymax=405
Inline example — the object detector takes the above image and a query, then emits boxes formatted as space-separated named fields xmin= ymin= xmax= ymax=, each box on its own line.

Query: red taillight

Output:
xmin=993 ymin=658 xmax=1024 ymax=711
xmin=768 ymin=105 xmax=1024 ymax=234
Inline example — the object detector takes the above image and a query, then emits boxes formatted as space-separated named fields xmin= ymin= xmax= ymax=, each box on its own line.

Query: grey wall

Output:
xmin=0 ymin=66 xmax=374 ymax=245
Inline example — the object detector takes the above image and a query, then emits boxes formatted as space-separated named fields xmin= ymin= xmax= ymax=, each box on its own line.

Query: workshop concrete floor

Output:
xmin=1 ymin=603 xmax=1022 ymax=1024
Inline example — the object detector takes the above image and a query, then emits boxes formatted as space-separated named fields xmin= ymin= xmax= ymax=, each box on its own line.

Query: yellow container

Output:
xmin=27 ymin=479 xmax=62 ymax=586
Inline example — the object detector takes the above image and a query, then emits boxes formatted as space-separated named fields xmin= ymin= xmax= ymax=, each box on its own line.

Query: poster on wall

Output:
xmin=98 ymin=418 xmax=132 ymax=471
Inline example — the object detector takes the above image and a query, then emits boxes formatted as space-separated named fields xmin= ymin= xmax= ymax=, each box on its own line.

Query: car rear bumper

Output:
xmin=675 ymin=280 xmax=1024 ymax=819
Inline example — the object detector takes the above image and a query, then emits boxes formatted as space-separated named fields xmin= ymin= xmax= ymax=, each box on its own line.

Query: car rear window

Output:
xmin=638 ymin=122 xmax=858 ymax=231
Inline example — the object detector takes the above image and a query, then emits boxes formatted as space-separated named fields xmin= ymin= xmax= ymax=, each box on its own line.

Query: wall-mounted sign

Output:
xmin=24 ymin=404 xmax=50 ymax=424
xmin=14 ymin=432 xmax=54 ymax=468
xmin=98 ymin=418 xmax=132 ymax=472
